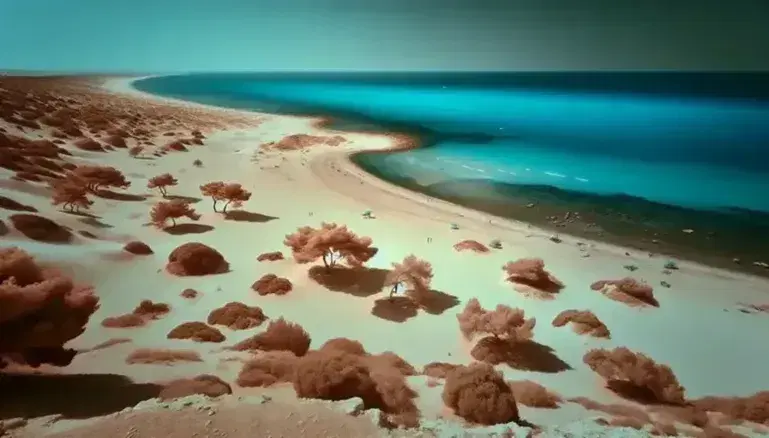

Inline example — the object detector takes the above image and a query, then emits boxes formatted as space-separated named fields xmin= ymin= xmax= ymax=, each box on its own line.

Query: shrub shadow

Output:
xmin=372 ymin=290 xmax=460 ymax=323
xmin=0 ymin=219 xmax=7 ymax=236
xmin=166 ymin=195 xmax=202 ymax=204
xmin=78 ymin=216 xmax=114 ymax=229
xmin=0 ymin=195 xmax=37 ymax=212
xmin=0 ymin=372 xmax=163 ymax=420
xmin=605 ymin=379 xmax=673 ymax=405
xmin=308 ymin=265 xmax=389 ymax=297
xmin=419 ymin=289 xmax=460 ymax=315
xmin=163 ymin=223 xmax=215 ymax=235
xmin=372 ymin=297 xmax=418 ymax=322
xmin=9 ymin=214 xmax=74 ymax=244
xmin=95 ymin=189 xmax=148 ymax=202
xmin=63 ymin=210 xmax=100 ymax=219
xmin=471 ymin=336 xmax=572 ymax=373
xmin=223 ymin=210 xmax=279 ymax=223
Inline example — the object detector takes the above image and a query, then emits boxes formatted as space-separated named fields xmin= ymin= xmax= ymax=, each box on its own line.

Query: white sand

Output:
xmin=2 ymin=76 xmax=769 ymax=437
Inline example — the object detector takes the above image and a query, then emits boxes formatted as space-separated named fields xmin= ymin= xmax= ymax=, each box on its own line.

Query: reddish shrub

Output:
xmin=232 ymin=318 xmax=311 ymax=356
xmin=257 ymin=251 xmax=284 ymax=262
xmin=237 ymin=351 xmax=298 ymax=387
xmin=319 ymin=338 xmax=367 ymax=356
xmin=251 ymin=273 xmax=293 ymax=296
xmin=68 ymin=165 xmax=130 ymax=193
xmin=128 ymin=145 xmax=143 ymax=158
xmin=365 ymin=351 xmax=417 ymax=376
xmin=101 ymin=299 xmax=170 ymax=328
xmin=453 ymin=240 xmax=490 ymax=253
xmin=423 ymin=362 xmax=460 ymax=379
xmin=284 ymin=222 xmax=377 ymax=269
xmin=507 ymin=380 xmax=562 ymax=408
xmin=552 ymin=309 xmax=611 ymax=338
xmin=583 ymin=347 xmax=685 ymax=405
xmin=167 ymin=321 xmax=226 ymax=343
xmin=50 ymin=179 xmax=93 ymax=213
xmin=147 ymin=173 xmax=178 ymax=197
xmin=503 ymin=258 xmax=564 ymax=293
xmin=442 ymin=362 xmax=519 ymax=425
xmin=101 ymin=313 xmax=146 ymax=328
xmin=165 ymin=140 xmax=187 ymax=152
xmin=456 ymin=298 xmax=536 ymax=342
xmin=293 ymin=350 xmax=380 ymax=405
xmin=123 ymin=240 xmax=153 ymax=255
xmin=180 ymin=288 xmax=199 ymax=299
xmin=384 ymin=254 xmax=433 ymax=300
xmin=691 ymin=391 xmax=769 ymax=425
xmin=159 ymin=374 xmax=232 ymax=400
xmin=0 ymin=247 xmax=99 ymax=367
xmin=73 ymin=137 xmax=104 ymax=152
xmin=133 ymin=299 xmax=170 ymax=319
xmin=125 ymin=348 xmax=203 ymax=365
xmin=150 ymin=199 xmax=200 ymax=229
xmin=591 ymin=278 xmax=658 ymax=307
xmin=9 ymin=213 xmax=73 ymax=243
xmin=103 ymin=135 xmax=127 ymax=148
xmin=166 ymin=242 xmax=228 ymax=276
xmin=199 ymin=181 xmax=252 ymax=213
xmin=207 ymin=302 xmax=267 ymax=330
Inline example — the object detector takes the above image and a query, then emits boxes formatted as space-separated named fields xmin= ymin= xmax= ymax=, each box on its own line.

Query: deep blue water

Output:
xmin=134 ymin=72 xmax=769 ymax=214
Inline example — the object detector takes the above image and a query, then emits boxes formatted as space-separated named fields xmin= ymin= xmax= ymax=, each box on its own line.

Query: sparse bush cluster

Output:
xmin=0 ymin=246 xmax=99 ymax=367
xmin=50 ymin=165 xmax=130 ymax=213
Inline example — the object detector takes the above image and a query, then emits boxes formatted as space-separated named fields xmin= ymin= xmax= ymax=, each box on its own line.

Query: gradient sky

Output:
xmin=1 ymin=0 xmax=768 ymax=72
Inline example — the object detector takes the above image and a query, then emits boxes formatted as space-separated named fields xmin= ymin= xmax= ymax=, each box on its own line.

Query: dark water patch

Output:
xmin=352 ymin=157 xmax=769 ymax=277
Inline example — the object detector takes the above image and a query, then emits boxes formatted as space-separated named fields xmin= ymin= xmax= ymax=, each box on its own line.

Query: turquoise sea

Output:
xmin=134 ymin=72 xmax=769 ymax=274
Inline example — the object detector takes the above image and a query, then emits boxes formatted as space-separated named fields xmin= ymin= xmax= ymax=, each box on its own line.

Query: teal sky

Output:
xmin=1 ymin=0 xmax=768 ymax=72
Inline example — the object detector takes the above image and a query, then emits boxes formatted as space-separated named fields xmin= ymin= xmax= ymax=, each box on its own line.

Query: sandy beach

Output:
xmin=2 ymin=75 xmax=769 ymax=437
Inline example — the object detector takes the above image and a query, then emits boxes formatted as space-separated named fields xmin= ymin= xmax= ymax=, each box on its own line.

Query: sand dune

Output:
xmin=2 ymin=75 xmax=769 ymax=437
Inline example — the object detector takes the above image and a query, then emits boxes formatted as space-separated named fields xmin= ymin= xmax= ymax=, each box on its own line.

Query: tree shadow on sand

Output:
xmin=0 ymin=372 xmax=163 ymax=420
xmin=372 ymin=290 xmax=461 ymax=323
xmin=224 ymin=210 xmax=279 ymax=223
xmin=95 ymin=190 xmax=148 ymax=202
xmin=166 ymin=195 xmax=202 ymax=204
xmin=604 ymin=379 xmax=678 ymax=406
xmin=78 ymin=216 xmax=113 ymax=229
xmin=471 ymin=336 xmax=572 ymax=373
xmin=0 ymin=219 xmax=8 ymax=236
xmin=308 ymin=265 xmax=389 ymax=297
xmin=163 ymin=223 xmax=214 ymax=235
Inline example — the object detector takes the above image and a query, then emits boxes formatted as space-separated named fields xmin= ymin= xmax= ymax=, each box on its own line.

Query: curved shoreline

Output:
xmin=110 ymin=75 xmax=769 ymax=283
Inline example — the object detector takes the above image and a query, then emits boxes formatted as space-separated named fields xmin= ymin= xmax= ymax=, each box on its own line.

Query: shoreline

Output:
xmin=119 ymin=75 xmax=769 ymax=283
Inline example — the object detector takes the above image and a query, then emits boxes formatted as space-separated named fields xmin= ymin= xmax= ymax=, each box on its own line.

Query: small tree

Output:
xmin=68 ymin=165 xmax=130 ymax=194
xmin=199 ymin=181 xmax=251 ymax=213
xmin=384 ymin=255 xmax=433 ymax=299
xmin=200 ymin=181 xmax=225 ymax=212
xmin=283 ymin=222 xmax=377 ymax=271
xmin=219 ymin=183 xmax=251 ymax=213
xmin=128 ymin=146 xmax=144 ymax=158
xmin=150 ymin=199 xmax=201 ymax=229
xmin=456 ymin=298 xmax=536 ymax=343
xmin=147 ymin=173 xmax=178 ymax=198
xmin=50 ymin=179 xmax=93 ymax=213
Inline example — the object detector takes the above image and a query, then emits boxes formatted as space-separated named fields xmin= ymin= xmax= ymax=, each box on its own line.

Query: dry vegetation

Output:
xmin=0 ymin=246 xmax=99 ymax=367
xmin=503 ymin=257 xmax=564 ymax=295
xmin=591 ymin=278 xmax=659 ymax=307
xmin=166 ymin=242 xmax=229 ymax=276
xmin=207 ymin=301 xmax=268 ymax=329
xmin=552 ymin=309 xmax=611 ymax=338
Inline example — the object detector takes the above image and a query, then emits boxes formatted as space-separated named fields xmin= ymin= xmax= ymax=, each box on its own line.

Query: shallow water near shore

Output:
xmin=135 ymin=72 xmax=769 ymax=276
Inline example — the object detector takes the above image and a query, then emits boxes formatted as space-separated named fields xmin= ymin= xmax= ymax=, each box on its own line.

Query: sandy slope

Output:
xmin=2 ymin=76 xmax=769 ymax=437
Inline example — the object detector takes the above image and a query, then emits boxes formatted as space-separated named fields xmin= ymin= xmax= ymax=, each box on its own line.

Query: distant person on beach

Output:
xmin=427 ymin=237 xmax=432 ymax=243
